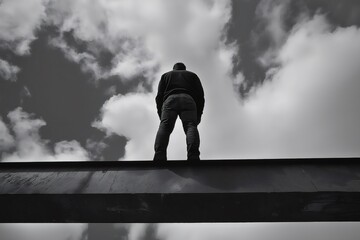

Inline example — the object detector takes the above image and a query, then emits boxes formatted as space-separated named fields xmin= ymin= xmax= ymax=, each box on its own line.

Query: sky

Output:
xmin=1 ymin=0 xmax=360 ymax=161
xmin=1 ymin=0 xmax=360 ymax=238
xmin=1 ymin=222 xmax=360 ymax=240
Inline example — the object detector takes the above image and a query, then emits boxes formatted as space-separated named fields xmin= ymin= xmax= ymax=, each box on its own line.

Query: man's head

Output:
xmin=173 ymin=62 xmax=186 ymax=70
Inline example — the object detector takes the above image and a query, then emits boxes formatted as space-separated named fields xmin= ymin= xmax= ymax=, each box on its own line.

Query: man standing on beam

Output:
xmin=154 ymin=62 xmax=205 ymax=162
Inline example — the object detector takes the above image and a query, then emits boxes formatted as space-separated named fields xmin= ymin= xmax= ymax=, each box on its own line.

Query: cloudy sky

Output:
xmin=1 ymin=1 xmax=360 ymax=238
xmin=1 ymin=0 xmax=360 ymax=161
xmin=1 ymin=222 xmax=360 ymax=240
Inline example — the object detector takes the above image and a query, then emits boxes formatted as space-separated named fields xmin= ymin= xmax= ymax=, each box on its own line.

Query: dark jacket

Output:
xmin=155 ymin=70 xmax=205 ymax=120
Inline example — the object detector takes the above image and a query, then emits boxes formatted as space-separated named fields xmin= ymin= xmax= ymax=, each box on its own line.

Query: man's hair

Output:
xmin=173 ymin=62 xmax=186 ymax=70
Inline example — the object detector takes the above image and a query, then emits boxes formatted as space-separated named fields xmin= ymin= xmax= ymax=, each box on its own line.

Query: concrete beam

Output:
xmin=1 ymin=159 xmax=360 ymax=222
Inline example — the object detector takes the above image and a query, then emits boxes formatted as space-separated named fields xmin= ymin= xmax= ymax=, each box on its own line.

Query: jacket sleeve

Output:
xmin=155 ymin=75 xmax=166 ymax=118
xmin=194 ymin=74 xmax=205 ymax=118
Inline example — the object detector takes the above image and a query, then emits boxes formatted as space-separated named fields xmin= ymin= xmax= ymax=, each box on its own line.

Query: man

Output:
xmin=154 ymin=62 xmax=205 ymax=161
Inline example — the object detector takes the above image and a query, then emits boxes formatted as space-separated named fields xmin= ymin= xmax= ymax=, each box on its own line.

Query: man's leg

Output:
xmin=182 ymin=119 xmax=200 ymax=161
xmin=154 ymin=101 xmax=177 ymax=162
xmin=179 ymin=97 xmax=200 ymax=161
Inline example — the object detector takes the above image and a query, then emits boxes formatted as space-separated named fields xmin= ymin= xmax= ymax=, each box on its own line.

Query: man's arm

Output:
xmin=194 ymin=74 xmax=205 ymax=124
xmin=155 ymin=75 xmax=166 ymax=119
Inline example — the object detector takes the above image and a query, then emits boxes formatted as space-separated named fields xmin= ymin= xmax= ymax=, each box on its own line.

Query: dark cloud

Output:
xmin=228 ymin=0 xmax=360 ymax=98
xmin=305 ymin=0 xmax=360 ymax=27
xmin=61 ymin=30 xmax=115 ymax=71
xmin=0 ymin=27 xmax=130 ymax=160
xmin=18 ymin=28 xmax=106 ymax=144
xmin=88 ymin=224 xmax=127 ymax=240
xmin=87 ymin=224 xmax=159 ymax=240
xmin=86 ymin=133 xmax=126 ymax=161
xmin=142 ymin=224 xmax=160 ymax=240
xmin=227 ymin=0 xmax=264 ymax=97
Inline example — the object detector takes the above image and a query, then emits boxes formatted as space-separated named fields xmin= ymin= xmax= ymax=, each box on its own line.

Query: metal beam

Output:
xmin=1 ymin=158 xmax=360 ymax=222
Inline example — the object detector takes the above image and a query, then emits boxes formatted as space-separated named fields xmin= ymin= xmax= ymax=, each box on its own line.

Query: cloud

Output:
xmin=93 ymin=93 xmax=158 ymax=159
xmin=0 ymin=59 xmax=20 ymax=81
xmin=243 ymin=14 xmax=360 ymax=158
xmin=87 ymin=222 xmax=360 ymax=240
xmin=0 ymin=117 xmax=14 ymax=151
xmin=46 ymin=0 xmax=234 ymax=84
xmin=0 ymin=224 xmax=87 ymax=240
xmin=259 ymin=0 xmax=289 ymax=43
xmin=3 ymin=0 xmax=357 ymax=160
xmin=0 ymin=0 xmax=47 ymax=81
xmin=48 ymin=35 xmax=106 ymax=79
xmin=156 ymin=223 xmax=360 ymax=240
xmin=255 ymin=0 xmax=291 ymax=66
xmin=93 ymin=0 xmax=234 ymax=160
xmin=1 ymin=223 xmax=360 ymax=240
xmin=1 ymin=107 xmax=89 ymax=161
xmin=127 ymin=223 xmax=151 ymax=240
xmin=0 ymin=0 xmax=47 ymax=55
xmin=46 ymin=0 xmax=160 ymax=81
xmin=53 ymin=140 xmax=90 ymax=161
xmin=94 ymin=0 xmax=360 ymax=160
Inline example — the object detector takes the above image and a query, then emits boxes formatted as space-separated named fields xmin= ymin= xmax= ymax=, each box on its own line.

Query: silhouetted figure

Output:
xmin=154 ymin=62 xmax=205 ymax=161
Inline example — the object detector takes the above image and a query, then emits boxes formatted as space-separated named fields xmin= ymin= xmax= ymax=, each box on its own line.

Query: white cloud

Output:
xmin=46 ymin=0 xmax=235 ymax=83
xmin=156 ymin=223 xmax=360 ymax=240
xmin=1 ymin=223 xmax=360 ymax=240
xmin=93 ymin=0 xmax=234 ymax=160
xmin=46 ymin=0 xmax=160 ymax=81
xmin=0 ymin=0 xmax=47 ymax=81
xmin=0 ymin=59 xmax=20 ymax=81
xmin=0 ymin=117 xmax=14 ymax=151
xmin=128 ymin=223 xmax=151 ymax=240
xmin=53 ymin=140 xmax=90 ymax=161
xmin=243 ymin=14 xmax=360 ymax=158
xmin=0 ymin=0 xmax=47 ymax=55
xmin=0 ymin=224 xmax=87 ymax=240
xmin=94 ymin=93 xmax=158 ymax=159
xmin=93 ymin=0 xmax=360 ymax=160
xmin=1 ymin=108 xmax=89 ymax=161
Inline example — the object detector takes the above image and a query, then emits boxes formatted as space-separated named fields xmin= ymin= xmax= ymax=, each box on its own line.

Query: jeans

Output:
xmin=154 ymin=93 xmax=200 ymax=161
